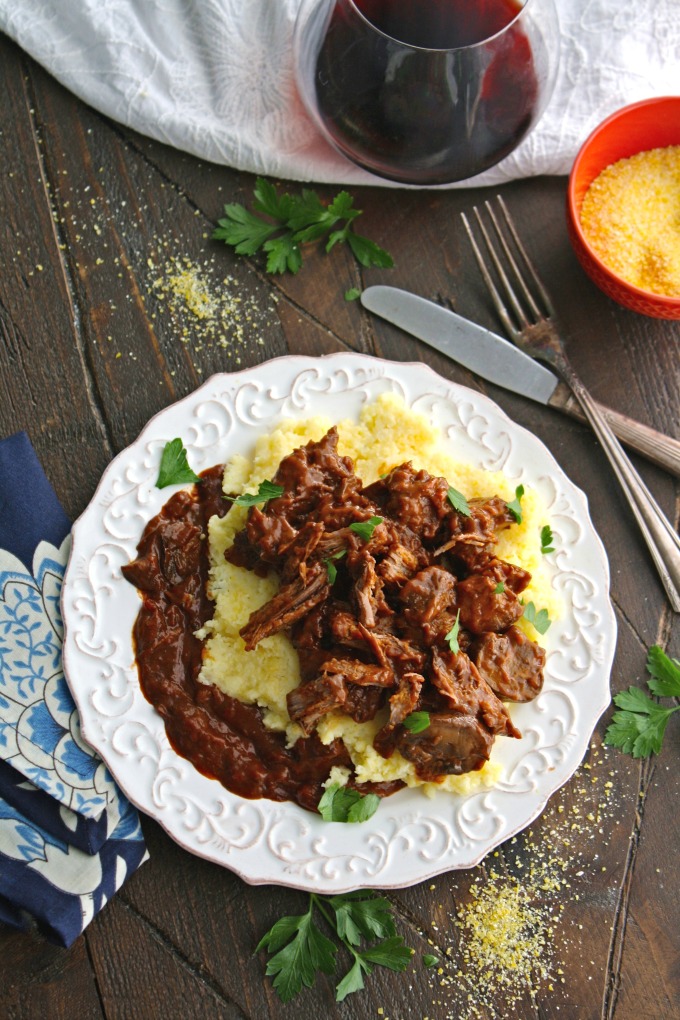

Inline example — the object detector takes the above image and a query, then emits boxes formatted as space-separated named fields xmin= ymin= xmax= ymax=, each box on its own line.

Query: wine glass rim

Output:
xmin=342 ymin=0 xmax=531 ymax=52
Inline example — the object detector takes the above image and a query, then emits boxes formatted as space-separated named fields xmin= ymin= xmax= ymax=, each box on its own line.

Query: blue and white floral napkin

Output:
xmin=0 ymin=431 xmax=148 ymax=947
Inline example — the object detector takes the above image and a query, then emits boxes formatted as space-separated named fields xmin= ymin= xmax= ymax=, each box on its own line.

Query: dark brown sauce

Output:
xmin=122 ymin=466 xmax=403 ymax=813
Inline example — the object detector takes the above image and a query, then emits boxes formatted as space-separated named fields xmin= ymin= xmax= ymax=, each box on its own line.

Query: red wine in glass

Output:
xmin=298 ymin=0 xmax=556 ymax=185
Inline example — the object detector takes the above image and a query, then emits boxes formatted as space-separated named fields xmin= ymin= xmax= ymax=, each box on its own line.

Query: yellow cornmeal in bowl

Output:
xmin=580 ymin=144 xmax=680 ymax=297
xmin=196 ymin=392 xmax=559 ymax=799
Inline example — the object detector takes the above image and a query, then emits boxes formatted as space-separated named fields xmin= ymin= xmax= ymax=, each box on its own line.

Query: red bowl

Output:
xmin=566 ymin=97 xmax=680 ymax=319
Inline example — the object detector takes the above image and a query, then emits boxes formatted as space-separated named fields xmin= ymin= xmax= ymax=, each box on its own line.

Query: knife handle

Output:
xmin=549 ymin=383 xmax=680 ymax=479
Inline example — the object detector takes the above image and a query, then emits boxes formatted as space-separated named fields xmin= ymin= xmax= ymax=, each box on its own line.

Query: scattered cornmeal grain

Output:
xmin=198 ymin=392 xmax=559 ymax=799
xmin=456 ymin=881 xmax=553 ymax=998
xmin=427 ymin=744 xmax=622 ymax=1020
xmin=162 ymin=258 xmax=219 ymax=320
xmin=149 ymin=254 xmax=273 ymax=361
xmin=580 ymin=145 xmax=680 ymax=297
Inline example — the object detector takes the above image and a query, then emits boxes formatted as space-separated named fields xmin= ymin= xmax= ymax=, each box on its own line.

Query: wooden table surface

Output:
xmin=1 ymin=31 xmax=679 ymax=1020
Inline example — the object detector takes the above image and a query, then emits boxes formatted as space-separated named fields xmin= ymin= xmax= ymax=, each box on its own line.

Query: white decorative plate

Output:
xmin=62 ymin=353 xmax=617 ymax=891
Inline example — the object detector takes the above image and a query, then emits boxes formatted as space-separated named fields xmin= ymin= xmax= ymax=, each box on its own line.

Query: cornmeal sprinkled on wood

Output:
xmin=425 ymin=745 xmax=622 ymax=1020
xmin=148 ymin=254 xmax=272 ymax=364
xmin=27 ymin=168 xmax=278 ymax=371
xmin=580 ymin=145 xmax=680 ymax=297
xmin=456 ymin=881 xmax=553 ymax=994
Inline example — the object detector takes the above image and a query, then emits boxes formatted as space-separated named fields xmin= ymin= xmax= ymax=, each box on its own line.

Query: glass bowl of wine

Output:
xmin=294 ymin=0 xmax=559 ymax=185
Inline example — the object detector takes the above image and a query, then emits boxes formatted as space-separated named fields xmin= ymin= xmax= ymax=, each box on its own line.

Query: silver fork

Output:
xmin=462 ymin=195 xmax=680 ymax=613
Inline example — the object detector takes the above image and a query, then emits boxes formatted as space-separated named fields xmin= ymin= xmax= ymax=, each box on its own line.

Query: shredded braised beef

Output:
xmin=228 ymin=427 xmax=545 ymax=783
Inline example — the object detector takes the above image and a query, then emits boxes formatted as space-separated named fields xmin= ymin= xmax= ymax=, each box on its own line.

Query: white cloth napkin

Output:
xmin=1 ymin=0 xmax=677 ymax=186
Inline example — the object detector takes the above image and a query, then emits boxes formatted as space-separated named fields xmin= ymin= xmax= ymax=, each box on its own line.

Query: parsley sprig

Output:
xmin=256 ymin=891 xmax=413 ymax=1002
xmin=318 ymin=783 xmax=380 ymax=823
xmin=224 ymin=479 xmax=284 ymax=507
xmin=540 ymin=524 xmax=555 ymax=554
xmin=522 ymin=600 xmax=551 ymax=635
xmin=156 ymin=438 xmax=201 ymax=488
xmin=506 ymin=484 xmax=525 ymax=524
xmin=445 ymin=610 xmax=462 ymax=653
xmin=605 ymin=645 xmax=680 ymax=758
xmin=447 ymin=485 xmax=471 ymax=517
xmin=213 ymin=178 xmax=394 ymax=275
xmin=324 ymin=549 xmax=347 ymax=583
xmin=349 ymin=516 xmax=383 ymax=541
xmin=403 ymin=711 xmax=430 ymax=734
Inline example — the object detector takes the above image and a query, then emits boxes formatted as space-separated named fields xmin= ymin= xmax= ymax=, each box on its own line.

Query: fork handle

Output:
xmin=548 ymin=382 xmax=680 ymax=479
xmin=558 ymin=365 xmax=680 ymax=612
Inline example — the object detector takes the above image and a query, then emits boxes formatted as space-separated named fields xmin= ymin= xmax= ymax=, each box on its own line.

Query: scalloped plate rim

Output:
xmin=61 ymin=352 xmax=617 ymax=891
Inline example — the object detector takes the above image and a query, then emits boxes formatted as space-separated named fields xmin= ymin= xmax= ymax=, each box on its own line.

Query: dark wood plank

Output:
xmin=118 ymin=821 xmax=448 ymax=1020
xmin=601 ymin=628 xmax=680 ymax=1020
xmin=0 ymin=39 xmax=113 ymax=519
xmin=23 ymin=60 xmax=289 ymax=466
xmin=120 ymin=137 xmax=680 ymax=441
xmin=0 ymin=925 xmax=104 ymax=1020
xmin=86 ymin=893 xmax=249 ymax=1020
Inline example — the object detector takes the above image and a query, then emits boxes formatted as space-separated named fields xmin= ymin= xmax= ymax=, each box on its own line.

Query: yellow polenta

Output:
xmin=197 ymin=392 xmax=558 ymax=798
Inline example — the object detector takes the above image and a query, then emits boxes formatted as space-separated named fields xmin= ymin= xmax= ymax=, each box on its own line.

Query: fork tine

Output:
xmin=494 ymin=196 xmax=557 ymax=320
xmin=460 ymin=210 xmax=522 ymax=341
xmin=483 ymin=199 xmax=543 ymax=323
xmin=471 ymin=205 xmax=530 ymax=332
xmin=461 ymin=196 xmax=558 ymax=333
xmin=473 ymin=198 xmax=530 ymax=326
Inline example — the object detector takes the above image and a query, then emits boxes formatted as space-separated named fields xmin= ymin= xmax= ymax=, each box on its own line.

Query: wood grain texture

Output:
xmin=0 ymin=31 xmax=678 ymax=1020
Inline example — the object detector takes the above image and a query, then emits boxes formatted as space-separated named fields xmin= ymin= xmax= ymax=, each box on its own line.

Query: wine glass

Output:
xmin=294 ymin=0 xmax=559 ymax=185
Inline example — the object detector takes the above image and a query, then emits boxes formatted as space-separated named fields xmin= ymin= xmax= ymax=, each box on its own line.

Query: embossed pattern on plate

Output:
xmin=61 ymin=354 xmax=617 ymax=890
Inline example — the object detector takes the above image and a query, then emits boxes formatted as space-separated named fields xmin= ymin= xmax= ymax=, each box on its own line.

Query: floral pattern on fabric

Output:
xmin=0 ymin=539 xmax=118 ymax=819
xmin=0 ymin=789 xmax=147 ymax=946
xmin=0 ymin=431 xmax=148 ymax=947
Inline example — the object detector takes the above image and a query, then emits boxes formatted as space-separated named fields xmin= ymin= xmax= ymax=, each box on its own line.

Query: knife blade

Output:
xmin=361 ymin=285 xmax=680 ymax=479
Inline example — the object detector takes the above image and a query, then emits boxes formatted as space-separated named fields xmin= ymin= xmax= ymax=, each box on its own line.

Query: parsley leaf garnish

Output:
xmin=506 ymin=484 xmax=525 ymax=523
xmin=447 ymin=485 xmax=471 ymax=517
xmin=402 ymin=711 xmax=430 ymax=734
xmin=324 ymin=549 xmax=346 ymax=584
xmin=225 ymin=479 xmax=284 ymax=507
xmin=156 ymin=438 xmax=201 ymax=489
xmin=493 ymin=581 xmax=506 ymax=594
xmin=214 ymin=199 xmax=280 ymax=255
xmin=264 ymin=233 xmax=302 ymax=275
xmin=256 ymin=902 xmax=337 ymax=1002
xmin=330 ymin=891 xmax=398 ymax=944
xmin=423 ymin=954 xmax=439 ymax=968
xmin=318 ymin=783 xmax=380 ymax=823
xmin=257 ymin=892 xmax=413 ymax=1003
xmin=540 ymin=524 xmax=555 ymax=554
xmin=604 ymin=645 xmax=680 ymax=758
xmin=522 ymin=601 xmax=551 ymax=635
xmin=445 ymin=610 xmax=462 ymax=653
xmin=213 ymin=178 xmax=393 ymax=275
xmin=345 ymin=231 xmax=394 ymax=268
xmin=345 ymin=287 xmax=361 ymax=301
xmin=646 ymin=644 xmax=680 ymax=697
xmin=349 ymin=516 xmax=383 ymax=541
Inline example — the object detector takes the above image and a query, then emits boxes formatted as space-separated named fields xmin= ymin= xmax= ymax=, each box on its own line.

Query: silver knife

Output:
xmin=361 ymin=285 xmax=680 ymax=479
